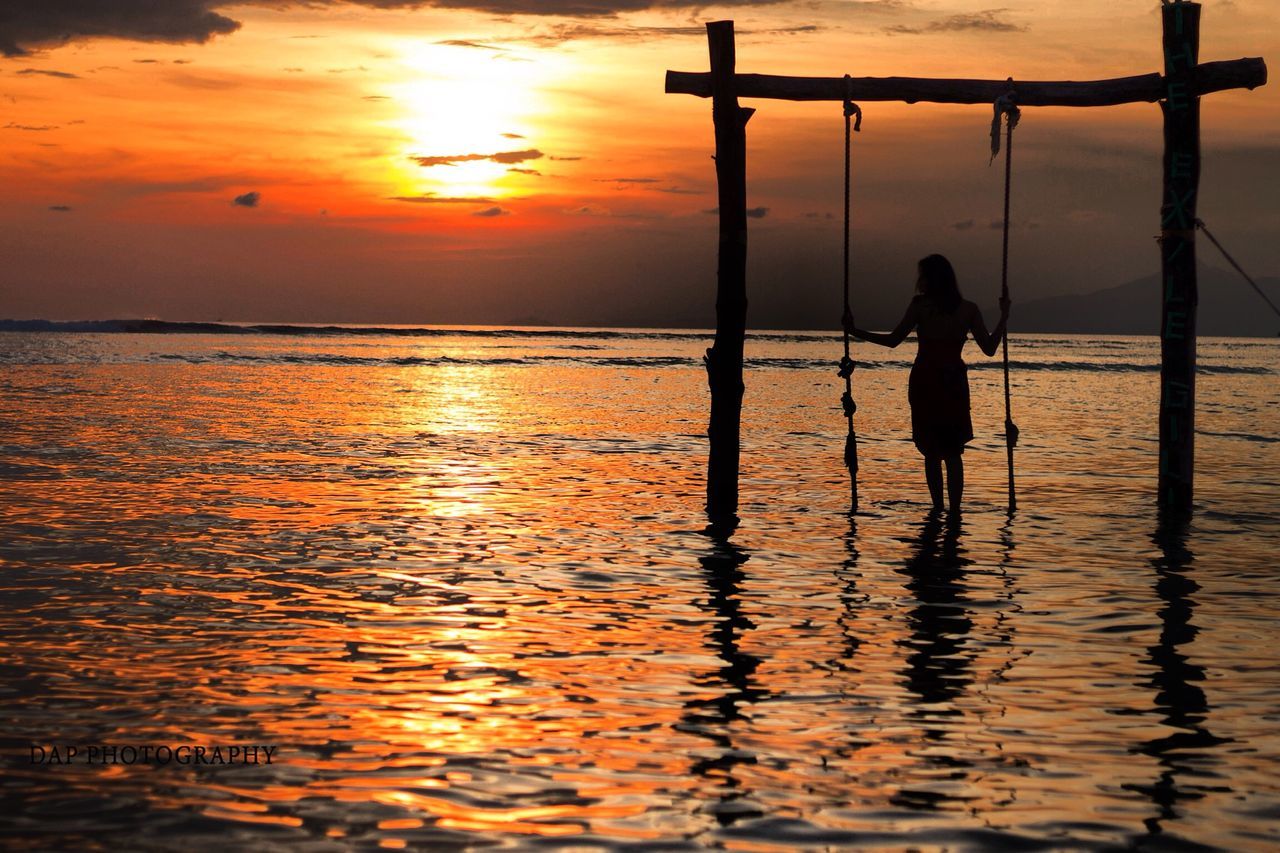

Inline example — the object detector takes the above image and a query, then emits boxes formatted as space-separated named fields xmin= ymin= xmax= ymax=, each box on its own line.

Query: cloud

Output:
xmin=598 ymin=177 xmax=659 ymax=185
xmin=411 ymin=148 xmax=543 ymax=167
xmin=48 ymin=205 xmax=72 ymax=212
xmin=436 ymin=39 xmax=504 ymax=51
xmin=703 ymin=206 xmax=769 ymax=218
xmin=511 ymin=22 xmax=821 ymax=46
xmin=887 ymin=9 xmax=1026 ymax=36
xmin=502 ymin=132 xmax=525 ymax=139
xmin=232 ymin=191 xmax=260 ymax=207
xmin=507 ymin=167 xmax=541 ymax=175
xmin=362 ymin=94 xmax=390 ymax=101
xmin=473 ymin=206 xmax=510 ymax=217
xmin=1 ymin=1 xmax=792 ymax=56
xmin=5 ymin=122 xmax=58 ymax=131
xmin=549 ymin=156 xmax=582 ymax=162
xmin=951 ymin=219 xmax=975 ymax=230
xmin=389 ymin=194 xmax=495 ymax=203
xmin=1 ymin=2 xmax=240 ymax=57
xmin=15 ymin=68 xmax=80 ymax=79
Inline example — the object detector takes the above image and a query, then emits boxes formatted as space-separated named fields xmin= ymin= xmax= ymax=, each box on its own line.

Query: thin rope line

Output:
xmin=1195 ymin=219 xmax=1280 ymax=321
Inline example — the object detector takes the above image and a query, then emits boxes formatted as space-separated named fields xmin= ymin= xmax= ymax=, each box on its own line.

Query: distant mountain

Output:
xmin=1016 ymin=266 xmax=1280 ymax=337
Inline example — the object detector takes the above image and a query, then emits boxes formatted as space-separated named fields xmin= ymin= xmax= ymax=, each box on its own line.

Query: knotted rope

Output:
xmin=992 ymin=86 xmax=1020 ymax=513
xmin=838 ymin=75 xmax=862 ymax=510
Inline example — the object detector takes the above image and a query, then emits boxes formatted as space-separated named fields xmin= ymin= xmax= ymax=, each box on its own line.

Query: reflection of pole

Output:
xmin=1124 ymin=518 xmax=1228 ymax=836
xmin=678 ymin=530 xmax=765 ymax=829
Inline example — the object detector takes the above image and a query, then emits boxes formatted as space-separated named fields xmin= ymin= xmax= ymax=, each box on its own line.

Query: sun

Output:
xmin=382 ymin=43 xmax=563 ymax=200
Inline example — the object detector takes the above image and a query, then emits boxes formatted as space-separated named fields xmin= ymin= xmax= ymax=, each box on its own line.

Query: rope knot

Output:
xmin=837 ymin=356 xmax=855 ymax=379
xmin=843 ymin=74 xmax=862 ymax=131
xmin=990 ymin=83 xmax=1020 ymax=163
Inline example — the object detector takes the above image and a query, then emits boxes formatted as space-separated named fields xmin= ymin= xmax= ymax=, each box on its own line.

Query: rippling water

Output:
xmin=2 ymin=328 xmax=1278 ymax=850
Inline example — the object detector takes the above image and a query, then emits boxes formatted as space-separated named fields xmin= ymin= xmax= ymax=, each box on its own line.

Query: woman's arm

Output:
xmin=843 ymin=301 xmax=916 ymax=348
xmin=970 ymin=296 xmax=1011 ymax=357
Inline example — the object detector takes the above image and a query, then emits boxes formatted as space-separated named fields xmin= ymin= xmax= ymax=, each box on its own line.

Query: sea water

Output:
xmin=1 ymin=327 xmax=1278 ymax=850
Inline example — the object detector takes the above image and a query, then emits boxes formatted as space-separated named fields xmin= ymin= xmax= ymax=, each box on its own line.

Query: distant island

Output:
xmin=4 ymin=266 xmax=1277 ymax=338
xmin=1014 ymin=266 xmax=1279 ymax=338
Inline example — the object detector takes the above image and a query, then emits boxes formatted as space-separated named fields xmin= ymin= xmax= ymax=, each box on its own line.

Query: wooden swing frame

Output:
xmin=664 ymin=3 xmax=1267 ymax=521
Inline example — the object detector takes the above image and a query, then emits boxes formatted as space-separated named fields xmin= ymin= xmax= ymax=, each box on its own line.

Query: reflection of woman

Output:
xmin=843 ymin=254 xmax=1009 ymax=513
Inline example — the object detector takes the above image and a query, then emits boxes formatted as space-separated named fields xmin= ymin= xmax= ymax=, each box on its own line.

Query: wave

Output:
xmin=11 ymin=351 xmax=1250 ymax=375
xmin=2 ymin=318 xmax=756 ymax=342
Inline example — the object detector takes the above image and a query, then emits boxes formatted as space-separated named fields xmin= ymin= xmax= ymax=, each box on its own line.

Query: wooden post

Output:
xmin=705 ymin=21 xmax=754 ymax=522
xmin=1159 ymin=0 xmax=1201 ymax=515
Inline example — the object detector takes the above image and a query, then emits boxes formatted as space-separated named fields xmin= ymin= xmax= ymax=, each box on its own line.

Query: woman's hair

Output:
xmin=916 ymin=254 xmax=963 ymax=313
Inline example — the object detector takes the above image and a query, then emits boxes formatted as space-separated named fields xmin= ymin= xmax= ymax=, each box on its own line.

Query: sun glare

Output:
xmin=383 ymin=44 xmax=564 ymax=200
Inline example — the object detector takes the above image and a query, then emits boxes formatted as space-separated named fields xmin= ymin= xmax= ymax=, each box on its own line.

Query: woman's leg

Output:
xmin=924 ymin=455 xmax=944 ymax=510
xmin=944 ymin=454 xmax=964 ymax=512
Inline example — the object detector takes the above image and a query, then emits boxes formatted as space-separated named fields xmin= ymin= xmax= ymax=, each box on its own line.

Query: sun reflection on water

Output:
xmin=1 ymin=331 xmax=1277 ymax=848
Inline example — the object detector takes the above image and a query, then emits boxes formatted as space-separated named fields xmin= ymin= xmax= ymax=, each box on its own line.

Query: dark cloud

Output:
xmin=362 ymin=94 xmax=390 ymax=101
xmin=5 ymin=122 xmax=57 ymax=131
xmin=390 ymin=194 xmax=495 ymax=203
xmin=412 ymin=149 xmax=543 ymax=167
xmin=599 ymin=177 xmax=659 ymax=184
xmin=656 ymin=186 xmax=701 ymax=195
xmin=887 ymin=9 xmax=1026 ymax=36
xmin=133 ymin=58 xmax=160 ymax=63
xmin=1 ymin=1 xmax=789 ymax=57
xmin=436 ymin=39 xmax=504 ymax=51
xmin=507 ymin=167 xmax=541 ymax=175
xmin=511 ymin=22 xmax=821 ymax=46
xmin=703 ymin=206 xmax=769 ymax=218
xmin=232 ymin=191 xmax=260 ymax=207
xmin=502 ymin=132 xmax=525 ymax=139
xmin=549 ymin=156 xmax=583 ymax=162
xmin=1 ymin=2 xmax=240 ymax=57
xmin=951 ymin=219 xmax=975 ymax=230
xmin=48 ymin=205 xmax=72 ymax=212
xmin=473 ymin=206 xmax=510 ymax=217
xmin=15 ymin=68 xmax=80 ymax=79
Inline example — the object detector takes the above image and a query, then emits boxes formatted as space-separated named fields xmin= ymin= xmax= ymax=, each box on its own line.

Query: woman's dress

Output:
xmin=908 ymin=320 xmax=974 ymax=458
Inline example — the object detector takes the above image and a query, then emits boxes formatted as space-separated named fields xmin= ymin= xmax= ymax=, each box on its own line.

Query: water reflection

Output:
xmin=1126 ymin=519 xmax=1230 ymax=838
xmin=893 ymin=513 xmax=975 ymax=812
xmin=677 ymin=528 xmax=766 ymax=828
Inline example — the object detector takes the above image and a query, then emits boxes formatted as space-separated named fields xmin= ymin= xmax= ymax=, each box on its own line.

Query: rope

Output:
xmin=1194 ymin=218 xmax=1280 ymax=322
xmin=993 ymin=88 xmax=1020 ymax=513
xmin=838 ymin=75 xmax=862 ymax=510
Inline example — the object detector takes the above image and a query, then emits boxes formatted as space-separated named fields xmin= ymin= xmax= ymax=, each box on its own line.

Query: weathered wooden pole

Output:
xmin=705 ymin=20 xmax=754 ymax=522
xmin=1158 ymin=0 xmax=1201 ymax=515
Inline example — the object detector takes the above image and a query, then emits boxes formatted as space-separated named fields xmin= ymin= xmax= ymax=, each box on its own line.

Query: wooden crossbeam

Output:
xmin=665 ymin=59 xmax=1266 ymax=107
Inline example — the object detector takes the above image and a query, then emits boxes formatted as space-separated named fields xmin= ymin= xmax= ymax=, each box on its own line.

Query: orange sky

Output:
xmin=1 ymin=1 xmax=1275 ymax=327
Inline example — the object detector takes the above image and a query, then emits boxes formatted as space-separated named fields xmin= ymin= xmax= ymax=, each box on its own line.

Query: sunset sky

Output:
xmin=2 ymin=1 xmax=1275 ymax=328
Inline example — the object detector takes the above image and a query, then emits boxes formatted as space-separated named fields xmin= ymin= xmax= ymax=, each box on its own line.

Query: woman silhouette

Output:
xmin=843 ymin=254 xmax=1009 ymax=513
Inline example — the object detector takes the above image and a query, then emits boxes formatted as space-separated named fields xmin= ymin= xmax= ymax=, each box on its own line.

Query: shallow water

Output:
xmin=1 ymin=328 xmax=1278 ymax=850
